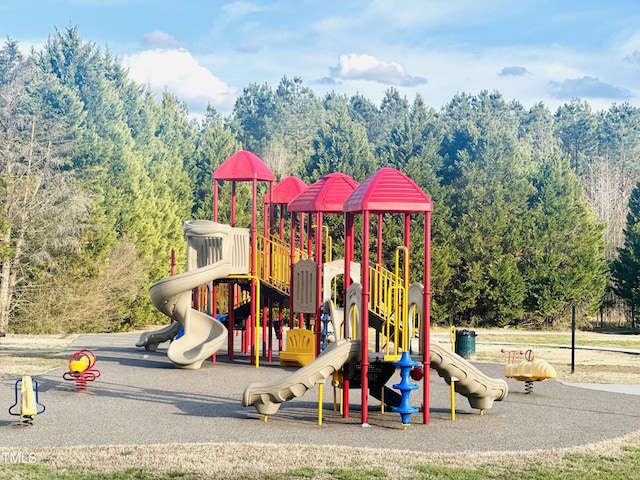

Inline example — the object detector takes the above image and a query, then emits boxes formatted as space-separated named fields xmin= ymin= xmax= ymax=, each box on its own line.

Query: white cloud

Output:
xmin=499 ymin=66 xmax=530 ymax=77
xmin=549 ymin=76 xmax=632 ymax=100
xmin=141 ymin=30 xmax=184 ymax=49
xmin=122 ymin=49 xmax=239 ymax=115
xmin=329 ymin=53 xmax=427 ymax=87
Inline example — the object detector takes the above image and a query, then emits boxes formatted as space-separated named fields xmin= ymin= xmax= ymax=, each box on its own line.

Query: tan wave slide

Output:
xmin=149 ymin=260 xmax=231 ymax=369
xmin=430 ymin=342 xmax=508 ymax=410
xmin=243 ymin=338 xmax=361 ymax=415
xmin=242 ymin=338 xmax=506 ymax=416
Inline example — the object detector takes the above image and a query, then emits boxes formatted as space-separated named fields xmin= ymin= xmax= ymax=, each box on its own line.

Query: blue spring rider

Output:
xmin=9 ymin=376 xmax=46 ymax=425
xmin=392 ymin=351 xmax=419 ymax=430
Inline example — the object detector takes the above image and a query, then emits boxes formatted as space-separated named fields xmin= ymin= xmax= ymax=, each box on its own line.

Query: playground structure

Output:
xmin=63 ymin=350 xmax=101 ymax=392
xmin=8 ymin=375 xmax=45 ymax=425
xmin=502 ymin=348 xmax=557 ymax=393
xmin=139 ymin=149 xmax=508 ymax=426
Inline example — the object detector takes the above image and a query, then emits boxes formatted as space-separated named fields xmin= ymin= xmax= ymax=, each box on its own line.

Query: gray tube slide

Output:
xmin=136 ymin=322 xmax=181 ymax=352
xmin=149 ymin=260 xmax=231 ymax=369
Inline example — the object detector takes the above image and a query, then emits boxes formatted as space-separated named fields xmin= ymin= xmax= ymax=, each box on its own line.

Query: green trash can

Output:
xmin=455 ymin=329 xmax=476 ymax=359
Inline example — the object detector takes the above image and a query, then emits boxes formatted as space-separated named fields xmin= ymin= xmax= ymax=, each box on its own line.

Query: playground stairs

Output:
xmin=258 ymin=280 xmax=290 ymax=307
xmin=238 ymin=268 xmax=289 ymax=306
xmin=367 ymin=310 xmax=389 ymax=336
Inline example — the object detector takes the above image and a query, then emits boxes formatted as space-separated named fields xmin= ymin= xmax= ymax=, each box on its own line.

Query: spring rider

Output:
xmin=501 ymin=348 xmax=556 ymax=393
xmin=9 ymin=376 xmax=46 ymax=425
xmin=63 ymin=349 xmax=101 ymax=392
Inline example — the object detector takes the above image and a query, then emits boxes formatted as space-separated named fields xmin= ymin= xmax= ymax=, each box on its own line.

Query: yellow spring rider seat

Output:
xmin=502 ymin=348 xmax=556 ymax=393
xmin=9 ymin=376 xmax=46 ymax=425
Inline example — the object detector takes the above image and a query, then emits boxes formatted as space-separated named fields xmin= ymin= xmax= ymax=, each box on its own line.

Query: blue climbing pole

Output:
xmin=392 ymin=351 xmax=419 ymax=429
xmin=320 ymin=311 xmax=333 ymax=351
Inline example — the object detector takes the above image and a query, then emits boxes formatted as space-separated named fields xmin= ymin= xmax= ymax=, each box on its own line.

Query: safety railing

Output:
xmin=368 ymin=247 xmax=410 ymax=358
xmin=255 ymin=233 xmax=308 ymax=294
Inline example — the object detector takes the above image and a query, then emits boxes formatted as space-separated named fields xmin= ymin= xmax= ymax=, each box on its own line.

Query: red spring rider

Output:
xmin=63 ymin=350 xmax=101 ymax=392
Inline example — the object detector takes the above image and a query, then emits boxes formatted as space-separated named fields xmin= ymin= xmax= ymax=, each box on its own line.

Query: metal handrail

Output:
xmin=255 ymin=233 xmax=308 ymax=293
xmin=368 ymin=248 xmax=409 ymax=357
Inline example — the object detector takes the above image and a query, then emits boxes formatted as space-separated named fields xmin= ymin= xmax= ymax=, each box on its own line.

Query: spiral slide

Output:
xmin=429 ymin=342 xmax=508 ymax=410
xmin=148 ymin=260 xmax=232 ymax=369
xmin=243 ymin=339 xmax=361 ymax=415
xmin=136 ymin=322 xmax=182 ymax=352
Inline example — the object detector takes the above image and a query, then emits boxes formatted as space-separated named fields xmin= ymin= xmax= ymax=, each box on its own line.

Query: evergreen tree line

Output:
xmin=1 ymin=28 xmax=638 ymax=334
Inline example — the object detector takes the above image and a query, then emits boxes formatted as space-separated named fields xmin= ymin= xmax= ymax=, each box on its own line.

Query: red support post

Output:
xmin=423 ymin=210 xmax=432 ymax=424
xmin=361 ymin=210 xmax=370 ymax=425
xmin=314 ymin=212 xmax=323 ymax=356
xmin=343 ymin=212 xmax=355 ymax=419
xmin=250 ymin=178 xmax=258 ymax=364
xmin=289 ymin=212 xmax=297 ymax=323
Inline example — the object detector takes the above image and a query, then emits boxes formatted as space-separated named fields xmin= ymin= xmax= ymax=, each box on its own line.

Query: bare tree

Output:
xmin=581 ymin=156 xmax=634 ymax=261
xmin=11 ymin=239 xmax=147 ymax=333
xmin=0 ymin=49 xmax=88 ymax=334
xmin=262 ymin=140 xmax=295 ymax=179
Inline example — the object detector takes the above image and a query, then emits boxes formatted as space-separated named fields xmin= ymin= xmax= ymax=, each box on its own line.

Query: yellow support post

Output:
xmin=450 ymin=325 xmax=457 ymax=420
xmin=318 ymin=383 xmax=323 ymax=425
xmin=394 ymin=246 xmax=409 ymax=352
xmin=450 ymin=325 xmax=456 ymax=350
xmin=450 ymin=376 xmax=458 ymax=421
xmin=228 ymin=274 xmax=261 ymax=368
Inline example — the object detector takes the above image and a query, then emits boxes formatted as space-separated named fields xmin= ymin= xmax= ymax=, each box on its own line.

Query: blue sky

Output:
xmin=2 ymin=0 xmax=640 ymax=117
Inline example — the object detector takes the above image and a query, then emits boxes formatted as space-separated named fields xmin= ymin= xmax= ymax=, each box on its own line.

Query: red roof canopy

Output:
xmin=213 ymin=150 xmax=275 ymax=182
xmin=343 ymin=168 xmax=432 ymax=213
xmin=288 ymin=173 xmax=359 ymax=213
xmin=263 ymin=176 xmax=308 ymax=205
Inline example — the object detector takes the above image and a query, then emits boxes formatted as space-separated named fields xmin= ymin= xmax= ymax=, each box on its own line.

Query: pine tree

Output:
xmin=269 ymin=76 xmax=321 ymax=177
xmin=523 ymin=153 xmax=607 ymax=327
xmin=192 ymin=105 xmax=241 ymax=219
xmin=554 ymin=99 xmax=599 ymax=173
xmin=611 ymin=181 xmax=640 ymax=324
xmin=440 ymin=92 xmax=532 ymax=326
xmin=228 ymin=82 xmax=277 ymax=154
xmin=374 ymin=94 xmax=456 ymax=323
xmin=0 ymin=39 xmax=89 ymax=334
xmin=348 ymin=93 xmax=382 ymax=146
xmin=29 ymin=27 xmax=198 ymax=330
xmin=306 ymin=100 xmax=376 ymax=182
